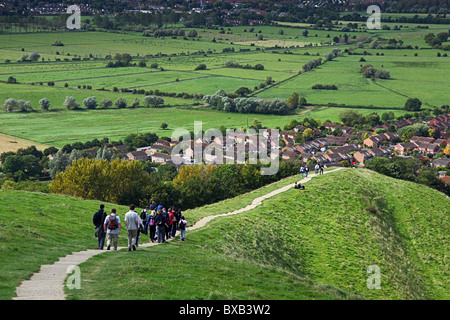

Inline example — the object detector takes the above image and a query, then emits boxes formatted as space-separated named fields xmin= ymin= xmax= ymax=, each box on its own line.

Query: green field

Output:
xmin=0 ymin=23 xmax=449 ymax=148
xmin=2 ymin=169 xmax=448 ymax=300
xmin=0 ymin=106 xmax=291 ymax=147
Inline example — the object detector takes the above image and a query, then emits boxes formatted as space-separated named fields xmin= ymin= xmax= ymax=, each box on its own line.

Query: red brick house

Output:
xmin=394 ymin=142 xmax=416 ymax=155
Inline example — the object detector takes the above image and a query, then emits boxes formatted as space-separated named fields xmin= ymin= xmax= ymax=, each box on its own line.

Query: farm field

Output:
xmin=0 ymin=106 xmax=292 ymax=147
xmin=0 ymin=22 xmax=449 ymax=148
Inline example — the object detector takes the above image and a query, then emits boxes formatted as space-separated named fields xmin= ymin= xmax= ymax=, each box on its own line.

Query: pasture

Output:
xmin=0 ymin=22 xmax=449 ymax=147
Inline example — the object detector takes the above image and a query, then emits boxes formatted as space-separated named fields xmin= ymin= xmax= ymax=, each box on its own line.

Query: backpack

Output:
xmin=108 ymin=215 xmax=118 ymax=230
xmin=179 ymin=221 xmax=187 ymax=230
xmin=156 ymin=214 xmax=165 ymax=226
xmin=140 ymin=210 xmax=148 ymax=223
xmin=149 ymin=216 xmax=155 ymax=226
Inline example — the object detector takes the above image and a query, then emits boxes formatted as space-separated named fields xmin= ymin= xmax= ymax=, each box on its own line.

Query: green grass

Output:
xmin=0 ymin=106 xmax=292 ymax=147
xmin=65 ymin=169 xmax=449 ymax=300
xmin=0 ymin=189 xmax=130 ymax=300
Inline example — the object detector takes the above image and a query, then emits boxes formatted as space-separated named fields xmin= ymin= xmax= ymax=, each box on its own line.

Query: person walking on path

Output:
xmin=149 ymin=201 xmax=157 ymax=212
xmin=315 ymin=163 xmax=320 ymax=175
xmin=168 ymin=208 xmax=175 ymax=238
xmin=300 ymin=166 xmax=305 ymax=177
xmin=125 ymin=204 xmax=140 ymax=251
xmin=93 ymin=204 xmax=107 ymax=250
xmin=146 ymin=210 xmax=157 ymax=242
xmin=155 ymin=210 xmax=167 ymax=243
xmin=162 ymin=208 xmax=171 ymax=240
xmin=174 ymin=208 xmax=182 ymax=231
xmin=136 ymin=206 xmax=149 ymax=247
xmin=304 ymin=166 xmax=309 ymax=177
xmin=179 ymin=216 xmax=188 ymax=241
xmin=104 ymin=209 xmax=121 ymax=250
xmin=319 ymin=163 xmax=324 ymax=175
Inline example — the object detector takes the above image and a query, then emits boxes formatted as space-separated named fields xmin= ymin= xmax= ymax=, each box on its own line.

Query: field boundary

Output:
xmin=13 ymin=167 xmax=343 ymax=300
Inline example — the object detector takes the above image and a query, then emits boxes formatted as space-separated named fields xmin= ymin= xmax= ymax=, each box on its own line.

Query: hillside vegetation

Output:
xmin=65 ymin=169 xmax=448 ymax=300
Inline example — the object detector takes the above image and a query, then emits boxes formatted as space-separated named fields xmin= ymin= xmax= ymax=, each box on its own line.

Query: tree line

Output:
xmin=202 ymin=89 xmax=290 ymax=115
xmin=2 ymin=95 xmax=165 ymax=112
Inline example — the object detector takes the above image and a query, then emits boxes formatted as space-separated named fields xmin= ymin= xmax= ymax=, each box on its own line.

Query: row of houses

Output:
xmin=394 ymin=136 xmax=449 ymax=156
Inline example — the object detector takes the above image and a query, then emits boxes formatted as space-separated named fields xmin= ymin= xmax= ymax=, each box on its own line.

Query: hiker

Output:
xmin=146 ymin=210 xmax=157 ymax=242
xmin=125 ymin=204 xmax=140 ymax=251
xmin=319 ymin=164 xmax=324 ymax=175
xmin=157 ymin=203 xmax=164 ymax=212
xmin=174 ymin=208 xmax=182 ymax=231
xmin=315 ymin=163 xmax=320 ymax=174
xmin=168 ymin=208 xmax=175 ymax=238
xmin=179 ymin=216 xmax=188 ymax=241
xmin=162 ymin=208 xmax=171 ymax=240
xmin=104 ymin=209 xmax=121 ymax=250
xmin=136 ymin=206 xmax=149 ymax=247
xmin=149 ymin=201 xmax=157 ymax=212
xmin=155 ymin=209 xmax=167 ymax=243
xmin=93 ymin=204 xmax=107 ymax=250
xmin=304 ymin=166 xmax=309 ymax=177
xmin=300 ymin=166 xmax=305 ymax=177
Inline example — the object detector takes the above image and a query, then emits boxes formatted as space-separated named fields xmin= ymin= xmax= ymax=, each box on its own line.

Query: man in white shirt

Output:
xmin=124 ymin=204 xmax=140 ymax=251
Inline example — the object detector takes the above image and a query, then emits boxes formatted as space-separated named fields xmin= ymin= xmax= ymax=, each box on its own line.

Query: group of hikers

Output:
xmin=92 ymin=202 xmax=188 ymax=251
xmin=295 ymin=164 xmax=325 ymax=190
xmin=299 ymin=164 xmax=324 ymax=177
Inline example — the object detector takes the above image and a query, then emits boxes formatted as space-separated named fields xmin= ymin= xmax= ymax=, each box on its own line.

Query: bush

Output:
xmin=83 ymin=96 xmax=98 ymax=109
xmin=114 ymin=98 xmax=127 ymax=109
xmin=63 ymin=96 xmax=80 ymax=110
xmin=39 ymin=97 xmax=50 ymax=111
xmin=195 ymin=63 xmax=207 ymax=70
xmin=404 ymin=98 xmax=422 ymax=111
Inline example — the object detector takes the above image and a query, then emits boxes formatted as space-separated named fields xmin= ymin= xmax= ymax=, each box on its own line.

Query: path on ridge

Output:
xmin=13 ymin=167 xmax=343 ymax=300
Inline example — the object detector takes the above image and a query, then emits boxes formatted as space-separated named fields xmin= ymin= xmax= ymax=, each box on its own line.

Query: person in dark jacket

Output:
xmin=93 ymin=204 xmax=107 ymax=250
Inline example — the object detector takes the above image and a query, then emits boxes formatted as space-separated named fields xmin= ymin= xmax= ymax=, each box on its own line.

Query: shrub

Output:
xmin=195 ymin=63 xmax=207 ymax=70
xmin=83 ymin=96 xmax=98 ymax=110
xmin=63 ymin=96 xmax=80 ymax=110
xmin=114 ymin=98 xmax=127 ymax=109
xmin=39 ymin=97 xmax=50 ymax=111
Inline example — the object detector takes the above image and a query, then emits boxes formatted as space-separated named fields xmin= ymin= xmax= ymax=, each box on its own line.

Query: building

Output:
xmin=151 ymin=152 xmax=171 ymax=164
xmin=363 ymin=134 xmax=387 ymax=148
xmin=394 ymin=142 xmax=417 ymax=155
xmin=432 ymin=158 xmax=450 ymax=168
xmin=126 ymin=151 xmax=148 ymax=161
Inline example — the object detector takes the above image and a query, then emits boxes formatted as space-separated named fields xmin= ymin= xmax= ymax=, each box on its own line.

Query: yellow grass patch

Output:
xmin=0 ymin=133 xmax=50 ymax=154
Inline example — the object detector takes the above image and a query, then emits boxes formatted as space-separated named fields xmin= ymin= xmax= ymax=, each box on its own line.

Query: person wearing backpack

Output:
xmin=300 ymin=166 xmax=305 ymax=177
xmin=93 ymin=204 xmax=107 ymax=250
xmin=146 ymin=210 xmax=157 ymax=242
xmin=174 ymin=208 xmax=182 ymax=231
xmin=161 ymin=208 xmax=170 ymax=240
xmin=125 ymin=204 xmax=140 ymax=252
xmin=136 ymin=206 xmax=149 ymax=247
xmin=104 ymin=209 xmax=121 ymax=250
xmin=304 ymin=166 xmax=309 ymax=177
xmin=155 ymin=210 xmax=167 ymax=243
xmin=179 ymin=216 xmax=188 ymax=241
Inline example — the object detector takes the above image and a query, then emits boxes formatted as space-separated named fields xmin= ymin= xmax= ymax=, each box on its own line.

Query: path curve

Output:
xmin=13 ymin=168 xmax=343 ymax=300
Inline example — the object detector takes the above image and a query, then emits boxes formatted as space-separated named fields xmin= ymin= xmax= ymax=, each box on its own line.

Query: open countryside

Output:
xmin=0 ymin=0 xmax=449 ymax=306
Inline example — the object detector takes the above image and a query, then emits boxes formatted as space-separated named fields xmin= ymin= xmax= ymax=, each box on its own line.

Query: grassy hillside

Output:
xmin=65 ymin=169 xmax=448 ymax=300
xmin=0 ymin=190 xmax=130 ymax=300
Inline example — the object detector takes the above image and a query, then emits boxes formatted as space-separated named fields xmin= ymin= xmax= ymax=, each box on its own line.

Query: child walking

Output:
xmin=179 ymin=216 xmax=188 ymax=241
